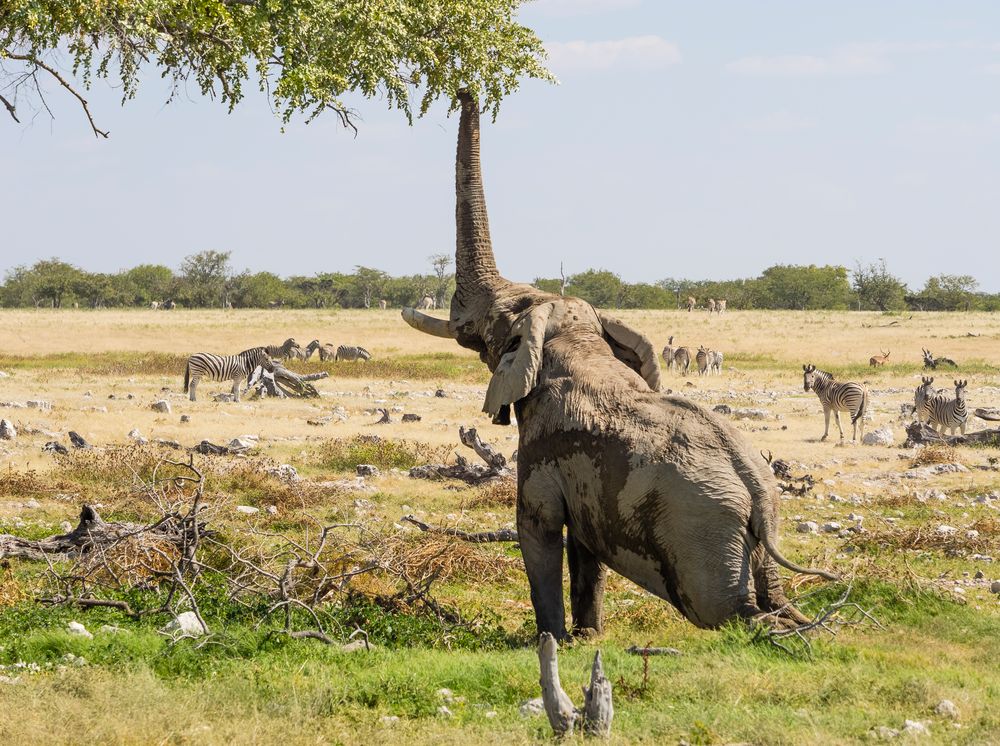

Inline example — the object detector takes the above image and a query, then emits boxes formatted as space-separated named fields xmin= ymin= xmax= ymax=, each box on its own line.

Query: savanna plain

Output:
xmin=1 ymin=308 xmax=998 ymax=745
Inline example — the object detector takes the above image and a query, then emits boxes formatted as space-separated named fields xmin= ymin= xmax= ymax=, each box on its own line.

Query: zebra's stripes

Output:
xmin=914 ymin=376 xmax=945 ymax=424
xmin=926 ymin=379 xmax=968 ymax=435
xmin=265 ymin=338 xmax=301 ymax=359
xmin=335 ymin=345 xmax=371 ymax=362
xmin=184 ymin=347 xmax=274 ymax=402
xmin=710 ymin=350 xmax=723 ymax=374
xmin=696 ymin=346 xmax=711 ymax=376
xmin=672 ymin=347 xmax=691 ymax=374
xmin=802 ymin=364 xmax=868 ymax=442
xmin=662 ymin=336 xmax=675 ymax=370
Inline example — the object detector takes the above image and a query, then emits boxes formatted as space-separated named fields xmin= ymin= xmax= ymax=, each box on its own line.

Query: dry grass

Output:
xmin=851 ymin=517 xmax=1000 ymax=556
xmin=461 ymin=480 xmax=517 ymax=509
xmin=910 ymin=442 xmax=961 ymax=467
xmin=379 ymin=533 xmax=521 ymax=584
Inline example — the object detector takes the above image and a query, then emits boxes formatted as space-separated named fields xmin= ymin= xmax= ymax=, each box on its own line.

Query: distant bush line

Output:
xmin=2 ymin=253 xmax=996 ymax=312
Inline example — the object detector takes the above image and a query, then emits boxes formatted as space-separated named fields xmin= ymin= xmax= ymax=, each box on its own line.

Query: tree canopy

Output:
xmin=1 ymin=0 xmax=552 ymax=136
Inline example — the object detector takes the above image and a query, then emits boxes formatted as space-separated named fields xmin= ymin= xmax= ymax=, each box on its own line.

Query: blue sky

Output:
xmin=3 ymin=0 xmax=999 ymax=291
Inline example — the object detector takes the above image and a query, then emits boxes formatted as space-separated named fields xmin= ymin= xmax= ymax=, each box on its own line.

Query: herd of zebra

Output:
xmin=183 ymin=338 xmax=371 ymax=402
xmin=661 ymin=336 xmax=723 ymax=376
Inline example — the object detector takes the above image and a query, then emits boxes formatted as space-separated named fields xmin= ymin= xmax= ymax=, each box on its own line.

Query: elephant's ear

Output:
xmin=596 ymin=311 xmax=662 ymax=392
xmin=483 ymin=302 xmax=555 ymax=418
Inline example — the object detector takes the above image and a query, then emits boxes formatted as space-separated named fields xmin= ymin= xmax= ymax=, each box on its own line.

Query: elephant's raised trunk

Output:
xmin=454 ymin=90 xmax=502 ymax=303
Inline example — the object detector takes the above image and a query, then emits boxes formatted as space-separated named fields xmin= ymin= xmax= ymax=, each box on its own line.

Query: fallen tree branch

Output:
xmin=400 ymin=515 xmax=519 ymax=543
xmin=904 ymin=421 xmax=1000 ymax=448
xmin=625 ymin=645 xmax=681 ymax=657
xmin=409 ymin=426 xmax=514 ymax=484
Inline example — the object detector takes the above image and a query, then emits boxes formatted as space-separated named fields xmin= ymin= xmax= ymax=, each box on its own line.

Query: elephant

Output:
xmin=402 ymin=91 xmax=835 ymax=640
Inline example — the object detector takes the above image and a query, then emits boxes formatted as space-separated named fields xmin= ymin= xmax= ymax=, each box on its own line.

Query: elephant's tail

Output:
xmin=750 ymin=479 xmax=840 ymax=581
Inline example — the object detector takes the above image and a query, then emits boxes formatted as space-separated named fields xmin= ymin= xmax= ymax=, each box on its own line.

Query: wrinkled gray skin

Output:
xmin=403 ymin=92 xmax=835 ymax=639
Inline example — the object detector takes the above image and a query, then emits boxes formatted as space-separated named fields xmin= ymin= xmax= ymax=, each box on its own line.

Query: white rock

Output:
xmin=151 ymin=400 xmax=171 ymax=413
xmin=0 ymin=419 xmax=16 ymax=440
xmin=25 ymin=499 xmax=41 ymax=509
xmin=437 ymin=706 xmax=453 ymax=718
xmin=872 ymin=726 xmax=899 ymax=740
xmin=380 ymin=715 xmax=399 ymax=725
xmin=519 ymin=697 xmax=545 ymax=717
xmin=66 ymin=621 xmax=93 ymax=638
xmin=796 ymin=521 xmax=819 ymax=534
xmin=822 ymin=522 xmax=843 ymax=533
xmin=127 ymin=428 xmax=148 ymax=444
xmin=990 ymin=581 xmax=1000 ymax=594
xmin=936 ymin=525 xmax=957 ymax=536
xmin=862 ymin=426 xmax=894 ymax=447
xmin=99 ymin=625 xmax=125 ymax=635
xmin=902 ymin=720 xmax=930 ymax=736
xmin=934 ymin=700 xmax=960 ymax=720
xmin=267 ymin=464 xmax=299 ymax=482
xmin=228 ymin=437 xmax=256 ymax=450
xmin=161 ymin=611 xmax=207 ymax=637
xmin=341 ymin=639 xmax=376 ymax=653
xmin=27 ymin=400 xmax=52 ymax=410
xmin=235 ymin=505 xmax=260 ymax=515
xmin=266 ymin=505 xmax=278 ymax=515
xmin=437 ymin=688 xmax=455 ymax=702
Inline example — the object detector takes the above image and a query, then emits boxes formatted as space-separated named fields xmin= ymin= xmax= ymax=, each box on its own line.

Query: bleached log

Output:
xmin=582 ymin=650 xmax=614 ymax=738
xmin=538 ymin=632 xmax=578 ymax=736
xmin=458 ymin=426 xmax=508 ymax=471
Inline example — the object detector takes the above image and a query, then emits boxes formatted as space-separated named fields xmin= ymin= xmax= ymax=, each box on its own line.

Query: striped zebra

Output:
xmin=926 ymin=380 xmax=968 ymax=435
xmin=183 ymin=347 xmax=274 ymax=402
xmin=318 ymin=343 xmax=337 ymax=361
xmin=662 ymin=336 xmax=675 ymax=371
xmin=335 ymin=345 xmax=371 ymax=362
xmin=696 ymin=346 xmax=712 ymax=376
xmin=802 ymin=364 xmax=868 ymax=442
xmin=295 ymin=340 xmax=321 ymax=361
xmin=710 ymin=349 xmax=723 ymax=374
xmin=914 ymin=376 xmax=945 ymax=424
xmin=264 ymin=338 xmax=300 ymax=359
xmin=672 ymin=347 xmax=691 ymax=375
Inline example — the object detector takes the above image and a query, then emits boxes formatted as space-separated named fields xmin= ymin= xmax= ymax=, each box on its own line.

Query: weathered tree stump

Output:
xmin=248 ymin=364 xmax=326 ymax=399
xmin=904 ymin=421 xmax=1000 ymax=448
xmin=537 ymin=632 xmax=613 ymax=738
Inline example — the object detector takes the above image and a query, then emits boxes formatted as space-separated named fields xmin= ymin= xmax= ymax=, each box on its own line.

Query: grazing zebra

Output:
xmin=686 ymin=296 xmax=696 ymax=312
xmin=672 ymin=347 xmax=691 ymax=375
xmin=710 ymin=349 xmax=724 ymax=374
xmin=296 ymin=340 xmax=321 ymax=360
xmin=263 ymin=338 xmax=300 ymax=359
xmin=335 ymin=345 xmax=371 ymax=362
xmin=716 ymin=299 xmax=727 ymax=314
xmin=914 ymin=376 xmax=946 ymax=424
xmin=696 ymin=346 xmax=712 ymax=376
xmin=318 ymin=343 xmax=337 ymax=361
xmin=926 ymin=380 xmax=968 ymax=435
xmin=802 ymin=364 xmax=868 ymax=442
xmin=662 ymin=335 xmax=675 ymax=370
xmin=184 ymin=347 xmax=274 ymax=402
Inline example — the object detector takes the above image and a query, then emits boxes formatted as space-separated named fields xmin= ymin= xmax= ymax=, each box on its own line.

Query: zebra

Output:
xmin=716 ymin=299 xmax=727 ymax=314
xmin=710 ymin=349 xmax=724 ymax=374
xmin=318 ymin=343 xmax=337 ymax=361
xmin=672 ymin=347 xmax=691 ymax=375
xmin=706 ymin=298 xmax=716 ymax=313
xmin=183 ymin=347 xmax=274 ymax=402
xmin=802 ymin=364 xmax=869 ymax=442
xmin=686 ymin=296 xmax=696 ymax=312
xmin=378 ymin=299 xmax=388 ymax=310
xmin=335 ymin=345 xmax=372 ymax=362
xmin=264 ymin=338 xmax=300 ymax=359
xmin=696 ymin=346 xmax=712 ymax=376
xmin=914 ymin=376 xmax=946 ymax=424
xmin=296 ymin=340 xmax=321 ymax=360
xmin=926 ymin=380 xmax=968 ymax=435
xmin=661 ymin=335 xmax=675 ymax=371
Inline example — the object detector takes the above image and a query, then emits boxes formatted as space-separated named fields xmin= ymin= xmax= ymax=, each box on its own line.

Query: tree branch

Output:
xmin=6 ymin=53 xmax=109 ymax=138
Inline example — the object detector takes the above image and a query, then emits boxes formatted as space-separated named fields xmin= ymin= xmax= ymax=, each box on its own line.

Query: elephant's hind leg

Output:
xmin=518 ymin=467 xmax=569 ymax=640
xmin=567 ymin=530 xmax=607 ymax=637
xmin=752 ymin=547 xmax=810 ymax=626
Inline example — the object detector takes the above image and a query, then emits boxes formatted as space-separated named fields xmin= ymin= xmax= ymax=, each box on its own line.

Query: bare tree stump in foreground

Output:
xmin=537 ymin=632 xmax=613 ymax=738
xmin=409 ymin=426 xmax=514 ymax=484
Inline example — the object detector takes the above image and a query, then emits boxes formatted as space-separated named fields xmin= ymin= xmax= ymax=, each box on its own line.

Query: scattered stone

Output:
xmin=0 ymin=675 xmax=21 ymax=686
xmin=43 ymin=441 xmax=69 ymax=455
xmin=990 ymin=581 xmax=1000 ymax=594
xmin=154 ymin=439 xmax=182 ymax=450
xmin=151 ymin=400 xmax=172 ymax=413
xmin=127 ymin=428 xmax=148 ymax=444
xmin=331 ymin=406 xmax=349 ymax=422
xmin=380 ymin=715 xmax=400 ymax=725
xmin=266 ymin=505 xmax=279 ymax=515
xmin=228 ymin=437 xmax=257 ymax=450
xmin=267 ymin=464 xmax=299 ymax=482
xmin=401 ymin=413 xmax=422 ymax=422
xmin=934 ymin=700 xmax=960 ymax=720
xmin=62 ymin=653 xmax=87 ymax=667
xmin=862 ymin=426 xmax=894 ymax=447
xmin=974 ymin=570 xmax=984 ymax=580
xmin=437 ymin=706 xmax=453 ymax=718
xmin=213 ymin=393 xmax=235 ymax=403
xmin=99 ymin=625 xmax=125 ymax=635
xmin=519 ymin=697 xmax=545 ymax=717
xmin=180 ymin=414 xmax=191 ymax=423
xmin=26 ymin=400 xmax=52 ymax=410
xmin=0 ymin=419 xmax=15 ymax=440
xmin=66 ymin=621 xmax=93 ymax=639
xmin=437 ymin=688 xmax=455 ymax=702
xmin=161 ymin=611 xmax=207 ymax=637
xmin=68 ymin=431 xmax=91 ymax=449
xmin=713 ymin=404 xmax=732 ymax=415
xmin=24 ymin=499 xmax=40 ymax=509
xmin=236 ymin=505 xmax=260 ymax=515
xmin=821 ymin=522 xmax=842 ymax=533
xmin=796 ymin=521 xmax=819 ymax=534
xmin=902 ymin=720 xmax=930 ymax=737
xmin=435 ymin=389 xmax=447 ymax=398
xmin=935 ymin=525 xmax=957 ymax=536
xmin=356 ymin=464 xmax=380 ymax=477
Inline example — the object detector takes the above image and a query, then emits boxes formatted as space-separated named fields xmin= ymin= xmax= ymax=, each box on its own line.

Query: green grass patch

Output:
xmin=311 ymin=436 xmax=451 ymax=472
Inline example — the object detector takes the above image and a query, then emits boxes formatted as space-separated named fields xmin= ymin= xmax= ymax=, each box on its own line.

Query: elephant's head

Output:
xmin=402 ymin=91 xmax=661 ymax=423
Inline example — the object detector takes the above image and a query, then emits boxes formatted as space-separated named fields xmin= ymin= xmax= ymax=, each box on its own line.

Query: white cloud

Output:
xmin=727 ymin=41 xmax=946 ymax=78
xmin=529 ymin=0 xmax=641 ymax=17
xmin=742 ymin=111 xmax=816 ymax=133
xmin=545 ymin=36 xmax=681 ymax=72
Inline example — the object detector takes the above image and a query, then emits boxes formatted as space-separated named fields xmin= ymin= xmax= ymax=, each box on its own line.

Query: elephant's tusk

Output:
xmin=401 ymin=308 xmax=457 ymax=339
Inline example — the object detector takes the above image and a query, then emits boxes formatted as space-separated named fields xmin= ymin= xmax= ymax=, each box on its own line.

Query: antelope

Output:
xmin=869 ymin=348 xmax=890 ymax=367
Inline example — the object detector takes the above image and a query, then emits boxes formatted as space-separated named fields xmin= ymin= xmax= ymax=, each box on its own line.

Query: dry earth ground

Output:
xmin=1 ymin=308 xmax=998 ymax=745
